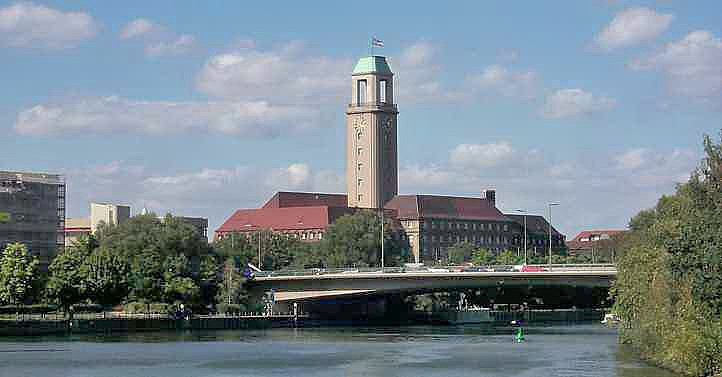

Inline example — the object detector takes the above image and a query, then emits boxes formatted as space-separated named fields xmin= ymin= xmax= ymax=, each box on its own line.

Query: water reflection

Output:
xmin=0 ymin=325 xmax=681 ymax=377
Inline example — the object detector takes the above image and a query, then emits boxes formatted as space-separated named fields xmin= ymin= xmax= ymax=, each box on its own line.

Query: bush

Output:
xmin=123 ymin=302 xmax=170 ymax=313
xmin=216 ymin=303 xmax=245 ymax=314
xmin=72 ymin=303 xmax=103 ymax=313
xmin=0 ymin=304 xmax=57 ymax=314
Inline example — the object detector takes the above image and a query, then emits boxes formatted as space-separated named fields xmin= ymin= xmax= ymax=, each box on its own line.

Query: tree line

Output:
xmin=611 ymin=132 xmax=722 ymax=376
xmin=0 ymin=210 xmax=409 ymax=315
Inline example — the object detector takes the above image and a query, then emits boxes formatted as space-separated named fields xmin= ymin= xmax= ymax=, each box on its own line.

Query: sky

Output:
xmin=1 ymin=1 xmax=720 ymax=238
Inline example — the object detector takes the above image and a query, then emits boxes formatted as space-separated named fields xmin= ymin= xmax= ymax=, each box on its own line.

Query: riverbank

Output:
xmin=1 ymin=308 xmax=606 ymax=336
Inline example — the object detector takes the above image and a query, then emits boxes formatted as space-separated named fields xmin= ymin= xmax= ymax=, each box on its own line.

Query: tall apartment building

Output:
xmin=0 ymin=171 xmax=65 ymax=269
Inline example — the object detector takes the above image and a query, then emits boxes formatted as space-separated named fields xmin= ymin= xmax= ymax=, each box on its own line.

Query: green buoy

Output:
xmin=515 ymin=327 xmax=525 ymax=343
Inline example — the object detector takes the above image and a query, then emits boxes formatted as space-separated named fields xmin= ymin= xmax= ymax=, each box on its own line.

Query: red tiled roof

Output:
xmin=385 ymin=194 xmax=509 ymax=222
xmin=216 ymin=206 xmax=355 ymax=234
xmin=262 ymin=191 xmax=348 ymax=209
xmin=570 ymin=230 xmax=627 ymax=243
xmin=567 ymin=230 xmax=627 ymax=249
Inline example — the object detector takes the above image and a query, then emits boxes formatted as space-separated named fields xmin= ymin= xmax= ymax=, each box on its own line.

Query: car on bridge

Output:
xmin=520 ymin=265 xmax=547 ymax=272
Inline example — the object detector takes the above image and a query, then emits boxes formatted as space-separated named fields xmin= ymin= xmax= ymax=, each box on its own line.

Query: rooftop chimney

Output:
xmin=482 ymin=189 xmax=496 ymax=206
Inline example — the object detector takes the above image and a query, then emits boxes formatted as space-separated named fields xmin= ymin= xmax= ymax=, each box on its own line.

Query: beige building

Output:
xmin=64 ymin=217 xmax=91 ymax=247
xmin=90 ymin=202 xmax=130 ymax=233
xmin=346 ymin=56 xmax=398 ymax=209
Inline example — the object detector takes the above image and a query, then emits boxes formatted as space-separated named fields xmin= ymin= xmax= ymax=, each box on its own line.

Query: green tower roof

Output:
xmin=352 ymin=56 xmax=393 ymax=75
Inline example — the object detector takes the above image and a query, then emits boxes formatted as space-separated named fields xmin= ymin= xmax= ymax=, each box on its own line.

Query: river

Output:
xmin=0 ymin=324 xmax=680 ymax=377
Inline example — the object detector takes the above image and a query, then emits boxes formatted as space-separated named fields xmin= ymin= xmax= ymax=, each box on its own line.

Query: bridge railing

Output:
xmin=251 ymin=264 xmax=616 ymax=278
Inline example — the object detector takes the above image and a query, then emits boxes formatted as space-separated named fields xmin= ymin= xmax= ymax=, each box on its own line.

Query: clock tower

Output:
xmin=346 ymin=55 xmax=398 ymax=208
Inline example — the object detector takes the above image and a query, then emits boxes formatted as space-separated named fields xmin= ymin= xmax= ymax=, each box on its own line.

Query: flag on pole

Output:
xmin=372 ymin=37 xmax=384 ymax=48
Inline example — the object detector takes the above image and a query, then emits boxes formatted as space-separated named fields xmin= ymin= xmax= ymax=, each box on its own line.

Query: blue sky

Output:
xmin=1 ymin=1 xmax=720 ymax=237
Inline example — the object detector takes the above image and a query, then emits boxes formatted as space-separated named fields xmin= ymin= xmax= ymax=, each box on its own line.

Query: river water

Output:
xmin=0 ymin=324 xmax=680 ymax=377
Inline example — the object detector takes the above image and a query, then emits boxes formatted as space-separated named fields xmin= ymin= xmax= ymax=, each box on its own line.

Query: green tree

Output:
xmin=496 ymin=250 xmax=522 ymax=265
xmin=318 ymin=210 xmax=409 ymax=268
xmin=471 ymin=248 xmax=494 ymax=266
xmin=447 ymin=242 xmax=475 ymax=264
xmin=216 ymin=257 xmax=249 ymax=307
xmin=612 ymin=132 xmax=722 ymax=375
xmin=129 ymin=248 xmax=165 ymax=303
xmin=81 ymin=246 xmax=130 ymax=307
xmin=46 ymin=237 xmax=93 ymax=317
xmin=163 ymin=277 xmax=200 ymax=306
xmin=0 ymin=243 xmax=39 ymax=307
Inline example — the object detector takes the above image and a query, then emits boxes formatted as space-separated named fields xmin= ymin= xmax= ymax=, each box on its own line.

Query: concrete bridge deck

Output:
xmin=248 ymin=265 xmax=617 ymax=302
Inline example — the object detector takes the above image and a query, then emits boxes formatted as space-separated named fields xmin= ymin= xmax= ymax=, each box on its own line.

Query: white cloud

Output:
xmin=119 ymin=17 xmax=196 ymax=57
xmin=399 ymin=41 xmax=435 ymax=67
xmin=595 ymin=7 xmax=673 ymax=51
xmin=540 ymin=88 xmax=617 ymax=119
xmin=146 ymin=34 xmax=195 ymax=56
xmin=399 ymin=141 xmax=699 ymax=237
xmin=119 ymin=18 xmax=156 ymax=39
xmin=197 ymin=41 xmax=350 ymax=103
xmin=394 ymin=41 xmax=461 ymax=103
xmin=615 ymin=148 xmax=647 ymax=170
xmin=14 ymin=96 xmax=321 ymax=137
xmin=64 ymin=161 xmax=343 ymax=233
xmin=630 ymin=30 xmax=722 ymax=102
xmin=470 ymin=64 xmax=539 ymax=99
xmin=450 ymin=142 xmax=515 ymax=168
xmin=0 ymin=2 xmax=97 ymax=49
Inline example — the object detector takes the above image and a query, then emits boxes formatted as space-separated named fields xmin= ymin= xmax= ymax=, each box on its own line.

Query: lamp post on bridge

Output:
xmin=516 ymin=209 xmax=528 ymax=266
xmin=548 ymin=203 xmax=560 ymax=271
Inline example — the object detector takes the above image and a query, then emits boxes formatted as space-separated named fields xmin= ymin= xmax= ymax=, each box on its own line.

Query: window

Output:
xmin=379 ymin=79 xmax=387 ymax=103
xmin=357 ymin=147 xmax=363 ymax=155
xmin=357 ymin=178 xmax=363 ymax=187
xmin=357 ymin=79 xmax=367 ymax=104
xmin=357 ymin=194 xmax=363 ymax=202
xmin=317 ymin=232 xmax=323 ymax=239
xmin=358 ymin=163 xmax=363 ymax=171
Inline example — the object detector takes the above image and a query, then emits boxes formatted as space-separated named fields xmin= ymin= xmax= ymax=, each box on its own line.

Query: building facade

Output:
xmin=0 ymin=171 xmax=65 ymax=269
xmin=158 ymin=215 xmax=209 ymax=241
xmin=90 ymin=202 xmax=130 ymax=233
xmin=346 ymin=56 xmax=398 ymax=209
xmin=567 ymin=230 xmax=626 ymax=257
xmin=64 ymin=217 xmax=91 ymax=247
xmin=215 ymin=52 xmax=565 ymax=265
xmin=215 ymin=192 xmax=354 ymax=242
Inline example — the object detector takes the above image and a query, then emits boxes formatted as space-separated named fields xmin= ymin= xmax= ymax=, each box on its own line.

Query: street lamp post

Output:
xmin=380 ymin=208 xmax=385 ymax=270
xmin=548 ymin=203 xmax=560 ymax=270
xmin=516 ymin=209 xmax=528 ymax=265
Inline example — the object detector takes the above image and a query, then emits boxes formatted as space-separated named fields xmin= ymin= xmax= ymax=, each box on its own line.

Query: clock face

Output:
xmin=353 ymin=115 xmax=367 ymax=132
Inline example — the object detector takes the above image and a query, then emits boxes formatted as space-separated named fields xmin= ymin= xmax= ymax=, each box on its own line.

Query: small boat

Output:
xmin=601 ymin=313 xmax=620 ymax=325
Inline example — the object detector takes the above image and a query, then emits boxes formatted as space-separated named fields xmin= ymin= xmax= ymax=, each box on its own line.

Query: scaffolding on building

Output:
xmin=0 ymin=171 xmax=66 ymax=269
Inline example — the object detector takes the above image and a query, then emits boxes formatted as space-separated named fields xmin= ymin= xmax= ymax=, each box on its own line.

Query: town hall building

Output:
xmin=215 ymin=54 xmax=565 ymax=263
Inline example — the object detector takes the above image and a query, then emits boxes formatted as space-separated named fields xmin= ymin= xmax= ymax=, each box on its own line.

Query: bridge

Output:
xmin=246 ymin=265 xmax=617 ymax=312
